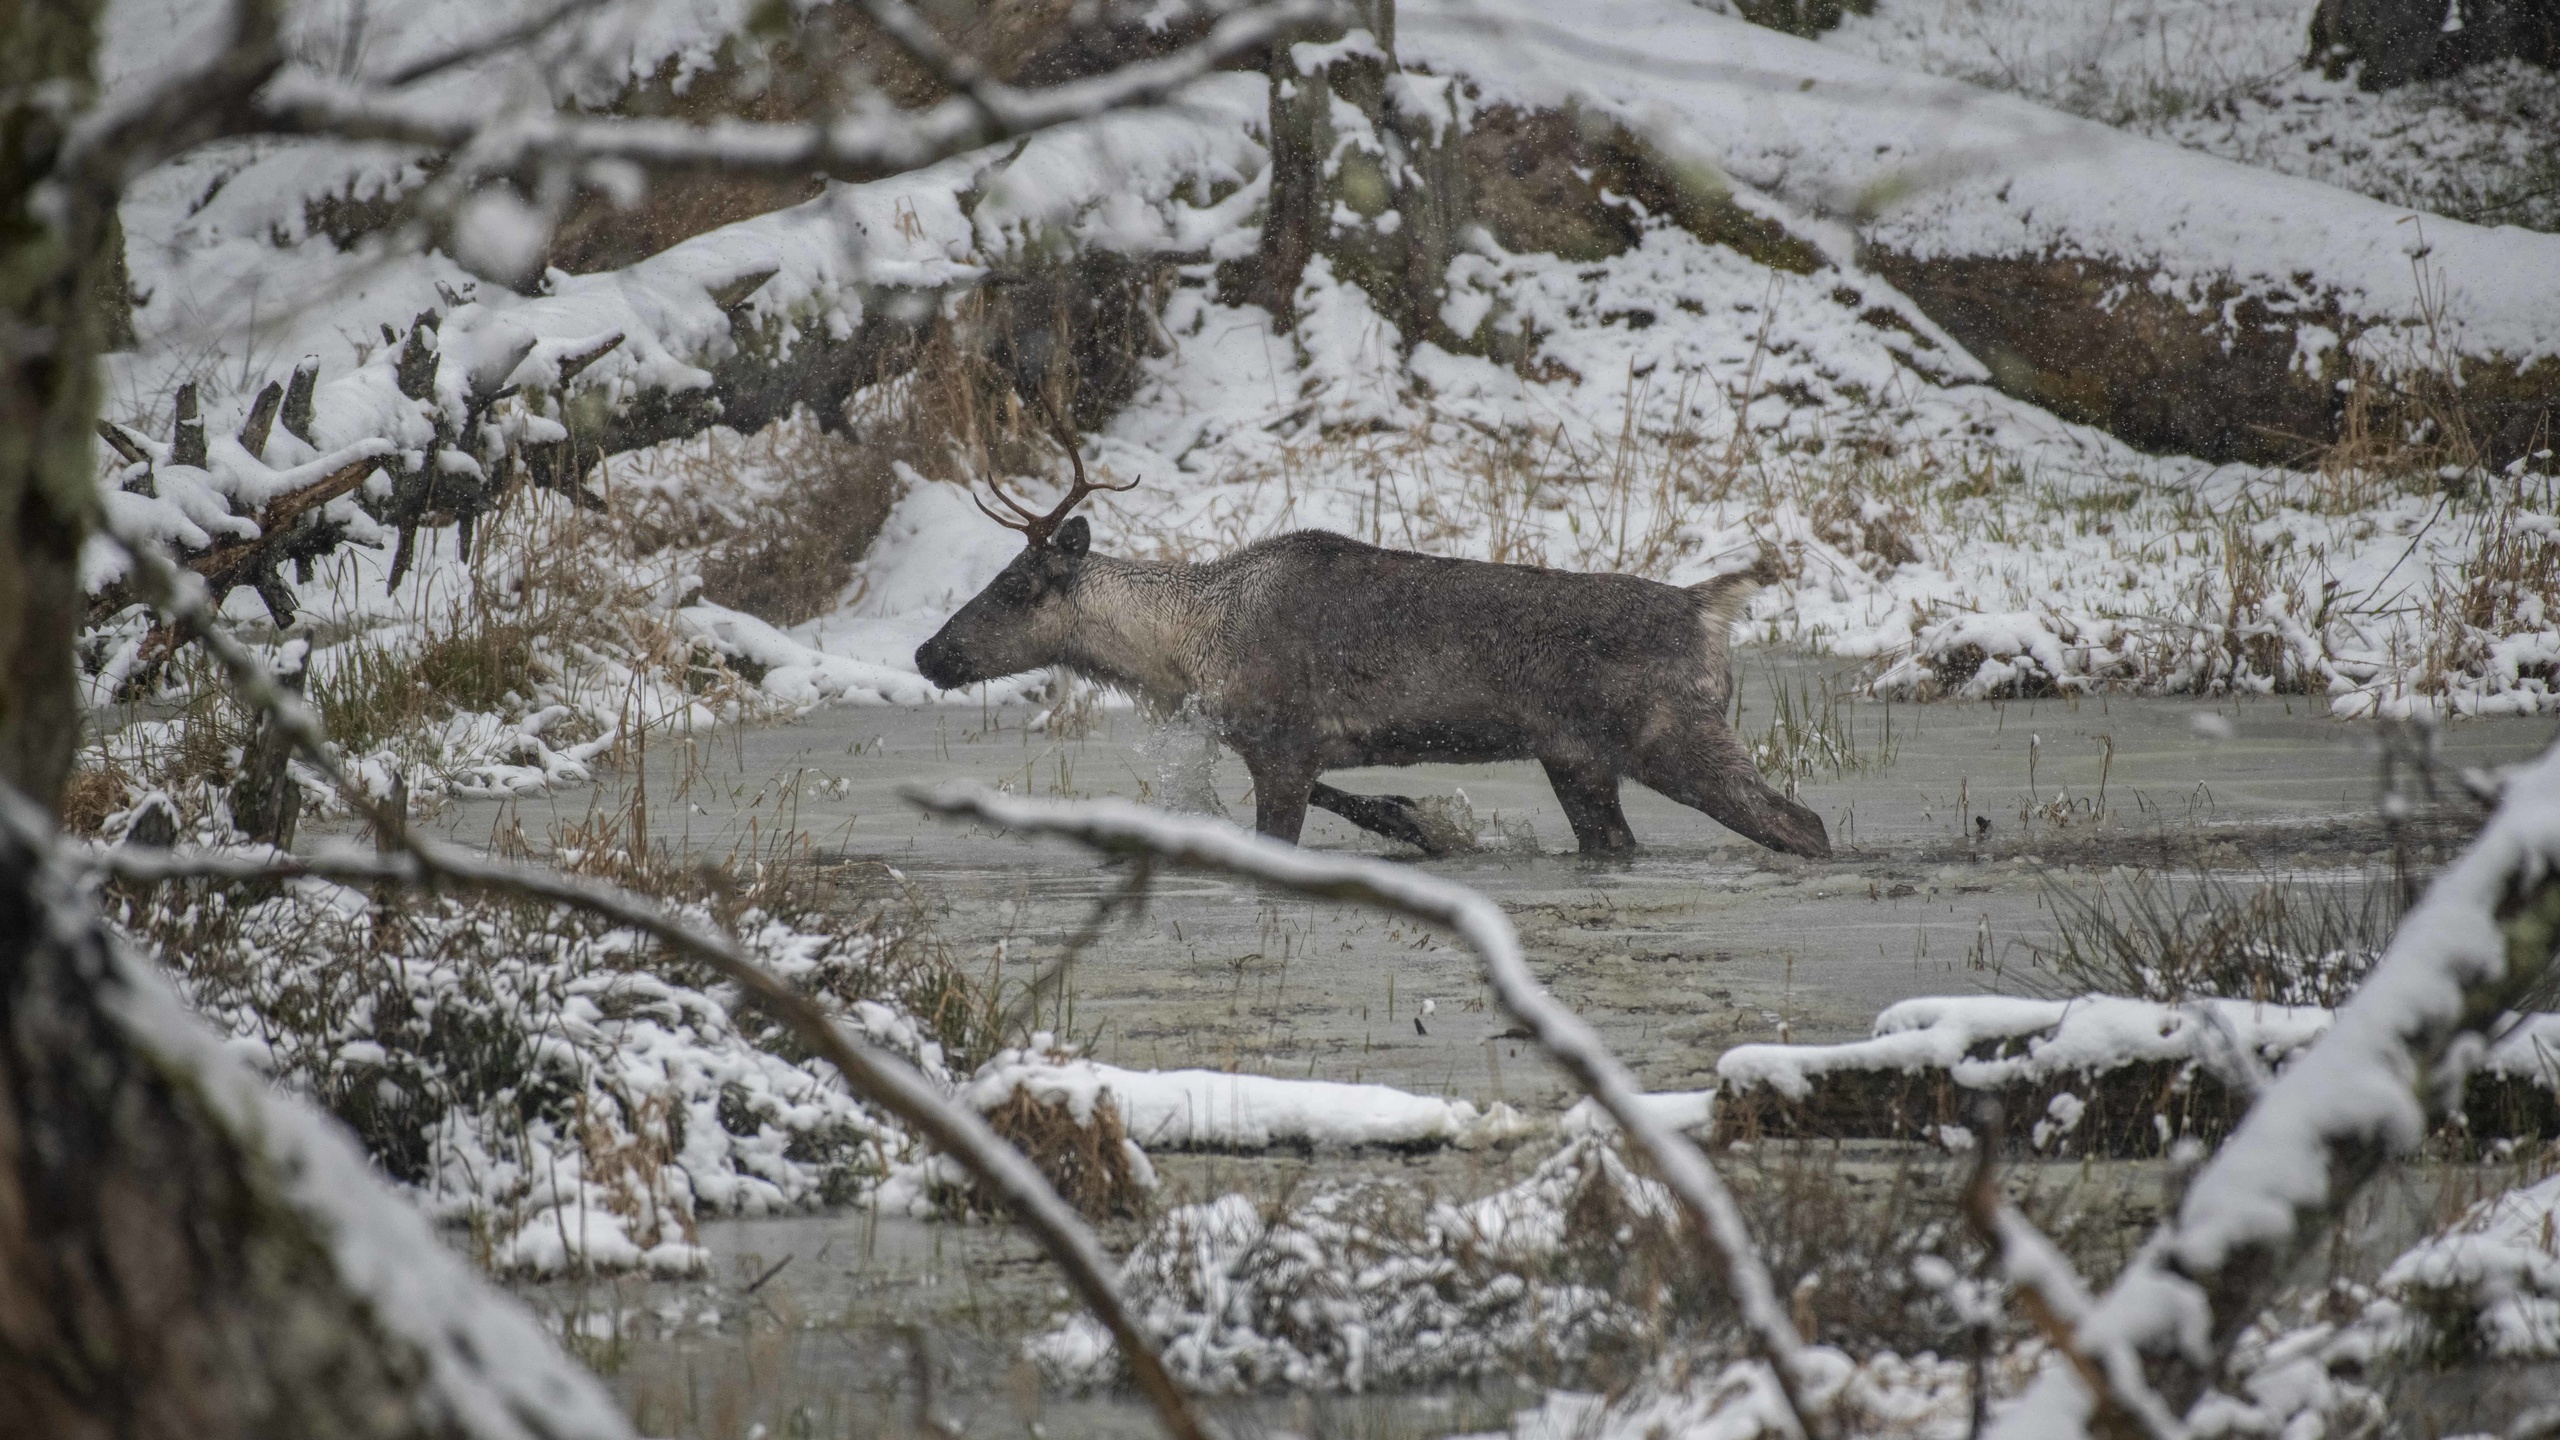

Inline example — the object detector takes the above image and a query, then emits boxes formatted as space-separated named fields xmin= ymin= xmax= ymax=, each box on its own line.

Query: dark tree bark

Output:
xmin=2311 ymin=0 xmax=2560 ymax=87
xmin=1246 ymin=0 xmax=1472 ymax=349
xmin=0 ymin=795 xmax=499 ymax=1438
xmin=0 ymin=8 xmax=625 ymax=1437
xmin=0 ymin=0 xmax=117 ymax=809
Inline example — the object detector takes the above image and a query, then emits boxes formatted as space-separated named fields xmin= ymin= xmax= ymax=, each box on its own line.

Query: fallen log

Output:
xmin=1711 ymin=994 xmax=2560 ymax=1157
xmin=94 ymin=83 xmax=1244 ymax=655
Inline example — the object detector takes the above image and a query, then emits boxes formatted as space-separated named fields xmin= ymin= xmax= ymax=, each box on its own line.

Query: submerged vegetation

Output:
xmin=2031 ymin=865 xmax=2406 ymax=1008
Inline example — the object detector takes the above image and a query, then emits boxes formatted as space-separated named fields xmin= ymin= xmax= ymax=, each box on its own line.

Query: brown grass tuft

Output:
xmin=59 ymin=762 xmax=134 ymax=838
xmin=690 ymin=420 xmax=902 ymax=627
xmin=1811 ymin=489 xmax=1922 ymax=575
xmin=975 ymin=1085 xmax=1150 ymax=1222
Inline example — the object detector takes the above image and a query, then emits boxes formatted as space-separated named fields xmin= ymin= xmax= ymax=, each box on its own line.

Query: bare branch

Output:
xmin=90 ymin=518 xmax=1219 ymax=1440
xmin=1957 ymin=1113 xmax=2181 ymax=1440
xmin=907 ymin=785 xmax=1836 ymax=1440
xmin=258 ymin=0 xmax=1341 ymax=184
xmin=373 ymin=0 xmax=620 ymax=89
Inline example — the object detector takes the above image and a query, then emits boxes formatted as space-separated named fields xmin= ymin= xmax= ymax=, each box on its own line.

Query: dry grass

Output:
xmin=309 ymin=608 xmax=554 ymax=757
xmin=618 ymin=411 xmax=902 ymax=629
xmin=2421 ymin=492 xmax=2560 ymax=699
xmin=522 ymin=771 xmax=1005 ymax=1074
xmin=974 ymin=1086 xmax=1151 ymax=1221
xmin=58 ymin=760 xmax=135 ymax=838
xmin=1741 ymin=661 xmax=1900 ymax=794
xmin=2030 ymin=866 xmax=2405 ymax=1009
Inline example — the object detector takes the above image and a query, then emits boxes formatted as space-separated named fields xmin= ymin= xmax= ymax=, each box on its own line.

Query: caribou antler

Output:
xmin=973 ymin=388 xmax=1136 ymax=547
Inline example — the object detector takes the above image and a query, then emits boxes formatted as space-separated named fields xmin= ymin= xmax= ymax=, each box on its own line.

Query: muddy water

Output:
xmin=443 ymin=661 xmax=2553 ymax=1099
xmin=436 ymin=662 xmax=2556 ymax=1438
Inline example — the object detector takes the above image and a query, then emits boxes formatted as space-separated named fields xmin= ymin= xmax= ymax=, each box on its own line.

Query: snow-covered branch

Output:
xmin=1989 ymin=740 xmax=2560 ymax=1438
xmin=259 ymin=0 xmax=1338 ymax=182
xmin=1957 ymin=1128 xmax=2180 ymax=1440
xmin=907 ymin=784 xmax=1836 ymax=1440
xmin=90 ymin=517 xmax=1218 ymax=1440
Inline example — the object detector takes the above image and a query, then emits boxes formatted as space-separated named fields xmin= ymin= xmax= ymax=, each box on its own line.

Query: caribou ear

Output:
xmin=1054 ymin=516 xmax=1090 ymax=557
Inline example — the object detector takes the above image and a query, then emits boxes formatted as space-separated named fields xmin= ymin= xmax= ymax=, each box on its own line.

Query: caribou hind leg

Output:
xmin=1539 ymin=756 xmax=1636 ymax=855
xmin=1309 ymin=782 xmax=1450 ymax=855
xmin=1629 ymin=718 xmax=1832 ymax=858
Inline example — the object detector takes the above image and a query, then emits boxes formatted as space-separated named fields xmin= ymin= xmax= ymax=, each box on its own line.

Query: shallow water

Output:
xmin=437 ymin=660 xmax=2554 ymax=1099
xmin=430 ymin=664 xmax=2556 ymax=1437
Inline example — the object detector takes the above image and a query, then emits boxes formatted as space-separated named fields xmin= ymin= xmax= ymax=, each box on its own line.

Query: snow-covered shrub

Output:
xmin=1033 ymin=1137 xmax=1689 ymax=1392
xmin=2369 ymin=1169 xmax=2560 ymax=1365
xmin=107 ymin=854 xmax=980 ymax=1274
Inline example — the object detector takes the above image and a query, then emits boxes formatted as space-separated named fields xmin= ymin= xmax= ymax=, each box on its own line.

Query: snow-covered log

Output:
xmin=1402 ymin=0 xmax=2560 ymax=467
xmin=99 ymin=70 xmax=1273 ymax=622
xmin=966 ymin=1045 xmax=1535 ymax=1152
xmin=1987 ymin=736 xmax=2560 ymax=1437
xmin=1714 ymin=995 xmax=2560 ymax=1156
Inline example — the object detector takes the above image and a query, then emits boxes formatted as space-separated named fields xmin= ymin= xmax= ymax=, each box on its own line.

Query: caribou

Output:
xmin=914 ymin=412 xmax=1831 ymax=859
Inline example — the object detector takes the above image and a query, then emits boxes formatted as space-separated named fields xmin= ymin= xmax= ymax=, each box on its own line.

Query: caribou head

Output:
xmin=913 ymin=395 xmax=1137 ymax=691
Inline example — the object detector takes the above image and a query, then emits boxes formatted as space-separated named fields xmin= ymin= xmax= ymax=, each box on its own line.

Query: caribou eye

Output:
xmin=992 ymin=571 xmax=1035 ymax=603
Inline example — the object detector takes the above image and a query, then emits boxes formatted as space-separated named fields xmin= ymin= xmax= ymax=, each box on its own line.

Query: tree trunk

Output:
xmin=0 ymin=813 xmax=470 ymax=1439
xmin=0 ymin=5 xmax=434 ymax=1427
xmin=0 ymin=0 xmax=113 ymax=810
xmin=0 ymin=11 xmax=629 ymax=1437
xmin=1245 ymin=0 xmax=1473 ymax=349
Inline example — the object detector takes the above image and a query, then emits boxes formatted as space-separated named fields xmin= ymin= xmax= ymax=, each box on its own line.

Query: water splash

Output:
xmin=1135 ymin=699 xmax=1229 ymax=818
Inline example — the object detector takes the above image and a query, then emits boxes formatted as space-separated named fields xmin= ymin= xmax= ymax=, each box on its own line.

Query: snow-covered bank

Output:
xmin=116 ymin=847 xmax=954 ymax=1275
xmin=1404 ymin=0 xmax=2560 ymax=372
xmin=965 ymin=1044 xmax=1535 ymax=1151
xmin=784 ymin=243 xmax=2557 ymax=718
xmin=1820 ymin=0 xmax=2560 ymax=235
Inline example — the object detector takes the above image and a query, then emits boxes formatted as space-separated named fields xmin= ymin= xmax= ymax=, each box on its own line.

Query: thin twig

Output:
xmin=907 ymin=784 xmax=1835 ymax=1440
xmin=1957 ymin=1107 xmax=2182 ymax=1440
xmin=375 ymin=0 xmax=619 ymax=88
xmin=92 ymin=522 xmax=1218 ymax=1440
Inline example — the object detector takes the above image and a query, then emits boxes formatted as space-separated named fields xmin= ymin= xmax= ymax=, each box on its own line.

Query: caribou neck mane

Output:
xmin=1053 ymin=554 xmax=1223 ymax=709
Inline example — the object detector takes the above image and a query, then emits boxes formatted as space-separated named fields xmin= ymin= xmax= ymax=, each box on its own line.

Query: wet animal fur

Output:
xmin=916 ymin=523 xmax=1829 ymax=858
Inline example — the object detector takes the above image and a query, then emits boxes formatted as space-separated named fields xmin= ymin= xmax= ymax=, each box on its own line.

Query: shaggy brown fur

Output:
xmin=917 ymin=525 xmax=1829 ymax=858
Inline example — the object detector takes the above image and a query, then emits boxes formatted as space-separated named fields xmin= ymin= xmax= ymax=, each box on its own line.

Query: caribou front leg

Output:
xmin=1309 ymin=782 xmax=1449 ymax=856
xmin=1242 ymin=750 xmax=1317 ymax=844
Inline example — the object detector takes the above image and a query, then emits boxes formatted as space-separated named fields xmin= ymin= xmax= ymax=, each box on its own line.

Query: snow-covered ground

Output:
xmin=1820 ymin=0 xmax=2560 ymax=231
xmin=783 ymin=234 xmax=2558 ymax=720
